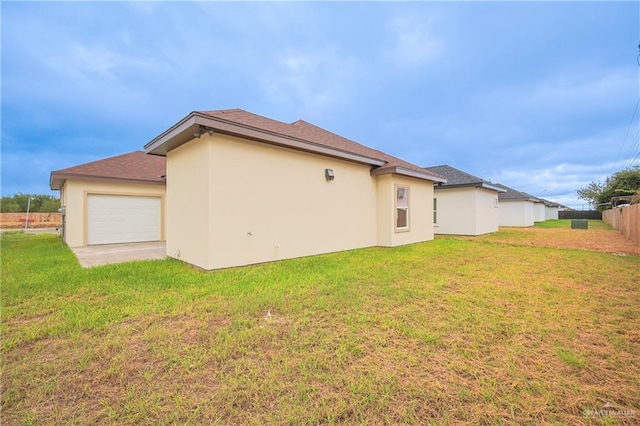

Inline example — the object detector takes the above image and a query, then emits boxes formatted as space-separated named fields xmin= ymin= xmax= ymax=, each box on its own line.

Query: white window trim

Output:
xmin=433 ymin=197 xmax=438 ymax=224
xmin=395 ymin=185 xmax=410 ymax=232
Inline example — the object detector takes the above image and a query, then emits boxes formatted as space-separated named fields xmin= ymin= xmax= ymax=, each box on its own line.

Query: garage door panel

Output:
xmin=87 ymin=195 xmax=161 ymax=245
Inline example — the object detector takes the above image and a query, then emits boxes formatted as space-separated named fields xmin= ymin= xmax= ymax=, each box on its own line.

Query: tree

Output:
xmin=576 ymin=180 xmax=606 ymax=209
xmin=40 ymin=197 xmax=61 ymax=213
xmin=0 ymin=193 xmax=60 ymax=213
xmin=577 ymin=166 xmax=640 ymax=211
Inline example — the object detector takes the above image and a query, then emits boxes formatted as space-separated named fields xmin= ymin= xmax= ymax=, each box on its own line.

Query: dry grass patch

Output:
xmin=447 ymin=219 xmax=640 ymax=256
xmin=2 ymin=232 xmax=639 ymax=424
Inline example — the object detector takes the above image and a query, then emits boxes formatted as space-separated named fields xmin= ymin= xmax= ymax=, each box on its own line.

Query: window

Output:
xmin=396 ymin=186 xmax=409 ymax=230
xmin=433 ymin=197 xmax=438 ymax=224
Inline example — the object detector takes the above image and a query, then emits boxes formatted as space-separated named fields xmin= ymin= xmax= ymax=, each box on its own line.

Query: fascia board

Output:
xmin=49 ymin=173 xmax=165 ymax=189
xmin=145 ymin=112 xmax=387 ymax=167
xmin=371 ymin=166 xmax=447 ymax=183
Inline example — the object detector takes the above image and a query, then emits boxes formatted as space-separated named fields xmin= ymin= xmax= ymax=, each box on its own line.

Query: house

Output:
xmin=495 ymin=183 xmax=537 ymax=227
xmin=50 ymin=151 xmax=166 ymax=247
xmin=531 ymin=195 xmax=547 ymax=222
xmin=423 ymin=165 xmax=505 ymax=236
xmin=527 ymin=194 xmax=562 ymax=222
xmin=51 ymin=109 xmax=446 ymax=270
xmin=540 ymin=198 xmax=560 ymax=220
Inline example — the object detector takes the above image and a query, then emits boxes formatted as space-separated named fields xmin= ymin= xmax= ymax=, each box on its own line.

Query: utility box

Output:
xmin=571 ymin=219 xmax=588 ymax=229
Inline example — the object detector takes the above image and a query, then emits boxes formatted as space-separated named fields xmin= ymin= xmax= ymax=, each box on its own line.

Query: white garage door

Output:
xmin=87 ymin=194 xmax=161 ymax=245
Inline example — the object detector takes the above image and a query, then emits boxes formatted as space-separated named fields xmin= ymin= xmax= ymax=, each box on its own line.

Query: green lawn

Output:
xmin=2 ymin=232 xmax=639 ymax=424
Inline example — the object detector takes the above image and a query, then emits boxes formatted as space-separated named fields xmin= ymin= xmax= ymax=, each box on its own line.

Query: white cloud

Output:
xmin=519 ymin=68 xmax=636 ymax=112
xmin=487 ymin=161 xmax=618 ymax=208
xmin=45 ymin=43 xmax=163 ymax=82
xmin=263 ymin=48 xmax=360 ymax=116
xmin=386 ymin=14 xmax=441 ymax=67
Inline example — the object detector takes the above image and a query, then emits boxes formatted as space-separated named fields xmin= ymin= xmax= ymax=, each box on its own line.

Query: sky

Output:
xmin=2 ymin=1 xmax=639 ymax=209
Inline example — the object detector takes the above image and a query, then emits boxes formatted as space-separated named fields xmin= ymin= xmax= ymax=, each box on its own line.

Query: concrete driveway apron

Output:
xmin=71 ymin=241 xmax=166 ymax=267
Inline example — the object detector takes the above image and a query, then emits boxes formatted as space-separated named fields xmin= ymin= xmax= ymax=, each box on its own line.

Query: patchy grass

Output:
xmin=453 ymin=220 xmax=640 ymax=256
xmin=2 ymin=231 xmax=639 ymax=424
xmin=534 ymin=219 xmax=610 ymax=230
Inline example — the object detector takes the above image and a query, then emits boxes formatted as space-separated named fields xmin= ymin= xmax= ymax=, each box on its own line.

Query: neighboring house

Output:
xmin=528 ymin=194 xmax=562 ymax=222
xmin=495 ymin=183 xmax=537 ymax=227
xmin=423 ymin=165 xmax=505 ymax=236
xmin=52 ymin=109 xmax=446 ymax=270
xmin=540 ymin=198 xmax=560 ymax=220
xmin=50 ymin=151 xmax=166 ymax=247
xmin=530 ymin=195 xmax=546 ymax=222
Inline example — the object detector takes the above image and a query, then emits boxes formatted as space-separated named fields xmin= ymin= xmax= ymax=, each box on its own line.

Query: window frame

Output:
xmin=395 ymin=184 xmax=410 ymax=232
xmin=433 ymin=197 xmax=438 ymax=224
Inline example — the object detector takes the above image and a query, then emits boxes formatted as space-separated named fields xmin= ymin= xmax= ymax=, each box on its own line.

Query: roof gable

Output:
xmin=145 ymin=109 xmax=446 ymax=183
xmin=50 ymin=151 xmax=166 ymax=190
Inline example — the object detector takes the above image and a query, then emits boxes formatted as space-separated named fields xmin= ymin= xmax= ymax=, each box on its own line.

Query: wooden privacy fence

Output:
xmin=603 ymin=204 xmax=640 ymax=245
xmin=0 ymin=213 xmax=61 ymax=227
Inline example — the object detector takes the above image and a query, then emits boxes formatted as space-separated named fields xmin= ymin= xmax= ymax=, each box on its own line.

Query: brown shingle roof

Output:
xmin=50 ymin=151 xmax=166 ymax=190
xmin=202 ymin=109 xmax=388 ymax=161
xmin=145 ymin=109 xmax=446 ymax=183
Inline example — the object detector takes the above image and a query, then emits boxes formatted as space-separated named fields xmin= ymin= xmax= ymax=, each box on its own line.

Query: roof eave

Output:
xmin=50 ymin=174 xmax=65 ymax=190
xmin=145 ymin=112 xmax=387 ymax=167
xmin=49 ymin=173 xmax=166 ymax=189
xmin=481 ymin=182 xmax=507 ymax=192
xmin=144 ymin=113 xmax=200 ymax=156
xmin=435 ymin=182 xmax=505 ymax=192
xmin=371 ymin=166 xmax=447 ymax=183
xmin=498 ymin=198 xmax=535 ymax=202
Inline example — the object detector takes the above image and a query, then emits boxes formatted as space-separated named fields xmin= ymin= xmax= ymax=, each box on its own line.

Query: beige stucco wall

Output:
xmin=499 ymin=200 xmax=535 ymax=227
xmin=168 ymin=133 xmax=379 ymax=269
xmin=165 ymin=138 xmax=213 ymax=269
xmin=377 ymin=174 xmax=435 ymax=247
xmin=166 ymin=133 xmax=436 ymax=270
xmin=376 ymin=174 xmax=394 ymax=247
xmin=60 ymin=179 xmax=165 ymax=247
xmin=434 ymin=187 xmax=499 ymax=236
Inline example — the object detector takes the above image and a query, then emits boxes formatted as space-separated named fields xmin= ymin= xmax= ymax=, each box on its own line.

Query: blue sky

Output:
xmin=2 ymin=1 xmax=639 ymax=209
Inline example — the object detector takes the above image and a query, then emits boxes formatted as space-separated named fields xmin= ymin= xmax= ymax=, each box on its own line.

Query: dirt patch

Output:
xmin=463 ymin=227 xmax=640 ymax=256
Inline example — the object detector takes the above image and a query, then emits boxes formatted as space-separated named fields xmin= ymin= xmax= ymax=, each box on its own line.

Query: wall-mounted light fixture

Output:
xmin=325 ymin=168 xmax=335 ymax=181
xmin=194 ymin=125 xmax=215 ymax=139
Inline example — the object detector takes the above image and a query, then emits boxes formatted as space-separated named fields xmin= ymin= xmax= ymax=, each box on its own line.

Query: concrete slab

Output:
xmin=72 ymin=241 xmax=167 ymax=268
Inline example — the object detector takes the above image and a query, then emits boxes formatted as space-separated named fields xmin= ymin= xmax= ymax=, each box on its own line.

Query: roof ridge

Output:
xmin=288 ymin=119 xmax=394 ymax=161
xmin=151 ymin=108 xmax=445 ymax=182
xmin=52 ymin=151 xmax=145 ymax=173
xmin=201 ymin=108 xmax=291 ymax=126
xmin=50 ymin=151 xmax=166 ymax=190
xmin=201 ymin=108 xmax=245 ymax=114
